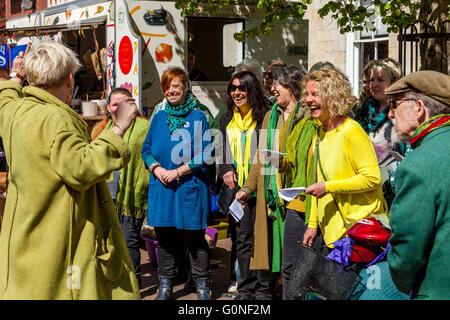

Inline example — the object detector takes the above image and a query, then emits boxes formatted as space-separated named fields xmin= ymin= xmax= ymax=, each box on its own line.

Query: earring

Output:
xmin=107 ymin=112 xmax=111 ymax=118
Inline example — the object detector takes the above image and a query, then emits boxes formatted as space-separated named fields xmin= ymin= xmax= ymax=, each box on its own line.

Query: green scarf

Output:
xmin=106 ymin=118 xmax=150 ymax=218
xmin=165 ymin=90 xmax=199 ymax=134
xmin=285 ymin=116 xmax=320 ymax=224
xmin=264 ymin=102 xmax=299 ymax=273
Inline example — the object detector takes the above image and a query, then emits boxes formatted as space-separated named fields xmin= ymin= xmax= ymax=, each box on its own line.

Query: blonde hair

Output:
xmin=370 ymin=57 xmax=403 ymax=83
xmin=24 ymin=41 xmax=81 ymax=88
xmin=302 ymin=68 xmax=356 ymax=118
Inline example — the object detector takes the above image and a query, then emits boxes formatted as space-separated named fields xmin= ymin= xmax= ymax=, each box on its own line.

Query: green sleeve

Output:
xmin=0 ymin=81 xmax=23 ymax=125
xmin=50 ymin=128 xmax=131 ymax=192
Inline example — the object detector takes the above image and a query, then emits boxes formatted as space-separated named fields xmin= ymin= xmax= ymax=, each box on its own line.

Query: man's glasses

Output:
xmin=230 ymin=85 xmax=247 ymax=92
xmin=388 ymin=98 xmax=417 ymax=110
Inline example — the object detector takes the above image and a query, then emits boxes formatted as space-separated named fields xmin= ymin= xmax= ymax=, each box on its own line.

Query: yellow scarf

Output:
xmin=226 ymin=108 xmax=257 ymax=186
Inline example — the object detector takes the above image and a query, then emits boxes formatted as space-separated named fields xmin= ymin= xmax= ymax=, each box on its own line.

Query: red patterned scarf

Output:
xmin=410 ymin=114 xmax=450 ymax=149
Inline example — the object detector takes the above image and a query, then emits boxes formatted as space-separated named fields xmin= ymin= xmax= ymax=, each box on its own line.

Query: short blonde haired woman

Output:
xmin=0 ymin=41 xmax=140 ymax=299
xmin=24 ymin=41 xmax=81 ymax=87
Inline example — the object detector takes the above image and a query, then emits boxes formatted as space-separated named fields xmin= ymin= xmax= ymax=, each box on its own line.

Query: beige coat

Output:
xmin=242 ymin=112 xmax=271 ymax=270
xmin=0 ymin=81 xmax=140 ymax=299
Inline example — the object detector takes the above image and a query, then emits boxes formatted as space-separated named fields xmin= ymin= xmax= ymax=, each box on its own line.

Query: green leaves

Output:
xmin=174 ymin=0 xmax=424 ymax=41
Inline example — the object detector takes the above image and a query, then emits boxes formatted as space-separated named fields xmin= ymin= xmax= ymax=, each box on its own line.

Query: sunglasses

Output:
xmin=230 ymin=85 xmax=247 ymax=92
xmin=263 ymin=71 xmax=273 ymax=78
xmin=388 ymin=98 xmax=417 ymax=110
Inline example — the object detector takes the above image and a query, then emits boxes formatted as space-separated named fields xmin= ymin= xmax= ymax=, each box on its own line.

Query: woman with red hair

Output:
xmin=142 ymin=67 xmax=212 ymax=300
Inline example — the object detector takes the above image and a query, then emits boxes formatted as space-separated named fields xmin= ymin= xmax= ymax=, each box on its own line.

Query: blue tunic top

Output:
xmin=142 ymin=109 xmax=212 ymax=230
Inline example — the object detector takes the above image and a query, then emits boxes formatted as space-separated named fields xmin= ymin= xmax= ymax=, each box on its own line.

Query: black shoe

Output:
xmin=183 ymin=278 xmax=197 ymax=293
xmin=196 ymin=277 xmax=211 ymax=300
xmin=155 ymin=277 xmax=174 ymax=300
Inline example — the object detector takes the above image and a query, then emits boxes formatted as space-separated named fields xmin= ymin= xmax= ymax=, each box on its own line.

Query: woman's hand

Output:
xmin=9 ymin=43 xmax=30 ymax=84
xmin=235 ymin=190 xmax=247 ymax=209
xmin=223 ymin=171 xmax=237 ymax=190
xmin=303 ymin=227 xmax=318 ymax=247
xmin=153 ymin=166 xmax=168 ymax=185
xmin=112 ymin=97 xmax=139 ymax=135
xmin=305 ymin=181 xmax=327 ymax=198
xmin=161 ymin=169 xmax=178 ymax=184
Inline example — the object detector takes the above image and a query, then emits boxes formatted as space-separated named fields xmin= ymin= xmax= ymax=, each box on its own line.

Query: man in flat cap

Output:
xmin=386 ymin=70 xmax=450 ymax=300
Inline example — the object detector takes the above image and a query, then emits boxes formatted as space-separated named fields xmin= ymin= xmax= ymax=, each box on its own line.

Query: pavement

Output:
xmin=139 ymin=237 xmax=235 ymax=300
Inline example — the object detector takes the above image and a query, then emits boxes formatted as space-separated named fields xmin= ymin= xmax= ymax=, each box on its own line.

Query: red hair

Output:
xmin=160 ymin=67 xmax=189 ymax=94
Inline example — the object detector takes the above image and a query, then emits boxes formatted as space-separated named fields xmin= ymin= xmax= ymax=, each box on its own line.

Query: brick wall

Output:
xmin=6 ymin=0 xmax=47 ymax=20
xmin=0 ymin=0 xmax=6 ymax=29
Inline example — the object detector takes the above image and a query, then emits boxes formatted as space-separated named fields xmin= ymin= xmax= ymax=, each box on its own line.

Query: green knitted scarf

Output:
xmin=264 ymin=102 xmax=300 ymax=273
xmin=285 ymin=116 xmax=319 ymax=224
xmin=165 ymin=90 xmax=199 ymax=134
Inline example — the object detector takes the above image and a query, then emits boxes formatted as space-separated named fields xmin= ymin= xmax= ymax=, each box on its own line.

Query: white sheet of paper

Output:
xmin=229 ymin=199 xmax=245 ymax=222
xmin=278 ymin=187 xmax=306 ymax=202
xmin=389 ymin=151 xmax=404 ymax=162
xmin=259 ymin=149 xmax=287 ymax=161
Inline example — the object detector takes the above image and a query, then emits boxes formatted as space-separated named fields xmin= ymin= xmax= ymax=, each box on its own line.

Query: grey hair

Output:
xmin=273 ymin=65 xmax=306 ymax=100
xmin=402 ymin=91 xmax=450 ymax=117
xmin=234 ymin=58 xmax=263 ymax=83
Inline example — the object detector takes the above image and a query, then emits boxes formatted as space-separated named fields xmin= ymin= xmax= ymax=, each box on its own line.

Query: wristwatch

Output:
xmin=9 ymin=72 xmax=24 ymax=80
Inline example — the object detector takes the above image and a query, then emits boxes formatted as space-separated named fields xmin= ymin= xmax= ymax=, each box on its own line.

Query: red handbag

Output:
xmin=347 ymin=218 xmax=391 ymax=247
xmin=347 ymin=218 xmax=391 ymax=263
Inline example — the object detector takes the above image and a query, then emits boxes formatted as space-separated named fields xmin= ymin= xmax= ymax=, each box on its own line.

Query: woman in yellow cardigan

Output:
xmin=303 ymin=68 xmax=388 ymax=250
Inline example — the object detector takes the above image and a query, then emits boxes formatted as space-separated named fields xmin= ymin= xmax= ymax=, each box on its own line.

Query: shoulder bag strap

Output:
xmin=314 ymin=128 xmax=352 ymax=230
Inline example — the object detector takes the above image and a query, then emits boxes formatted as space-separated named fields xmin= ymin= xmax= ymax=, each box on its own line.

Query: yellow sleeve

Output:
xmin=326 ymin=126 xmax=381 ymax=193
xmin=307 ymin=196 xmax=318 ymax=228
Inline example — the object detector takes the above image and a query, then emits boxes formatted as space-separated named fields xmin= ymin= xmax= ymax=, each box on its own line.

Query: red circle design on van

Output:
xmin=118 ymin=36 xmax=133 ymax=75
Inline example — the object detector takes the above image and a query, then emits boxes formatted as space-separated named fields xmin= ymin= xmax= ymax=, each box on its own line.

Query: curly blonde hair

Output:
xmin=302 ymin=68 xmax=356 ymax=118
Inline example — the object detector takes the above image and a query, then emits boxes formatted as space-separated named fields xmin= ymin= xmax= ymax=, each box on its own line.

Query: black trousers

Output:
xmin=155 ymin=227 xmax=210 ymax=282
xmin=232 ymin=197 xmax=273 ymax=299
xmin=118 ymin=214 xmax=144 ymax=277
xmin=282 ymin=209 xmax=307 ymax=300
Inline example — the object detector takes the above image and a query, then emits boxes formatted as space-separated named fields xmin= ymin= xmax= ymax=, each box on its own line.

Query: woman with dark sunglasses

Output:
xmin=218 ymin=71 xmax=268 ymax=300
xmin=235 ymin=65 xmax=310 ymax=300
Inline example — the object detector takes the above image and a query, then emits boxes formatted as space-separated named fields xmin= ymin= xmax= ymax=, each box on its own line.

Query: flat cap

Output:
xmin=385 ymin=70 xmax=450 ymax=106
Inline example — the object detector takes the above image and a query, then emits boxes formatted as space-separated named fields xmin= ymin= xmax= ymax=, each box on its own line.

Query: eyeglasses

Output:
xmin=263 ymin=71 xmax=273 ymax=79
xmin=230 ymin=85 xmax=247 ymax=92
xmin=388 ymin=98 xmax=417 ymax=110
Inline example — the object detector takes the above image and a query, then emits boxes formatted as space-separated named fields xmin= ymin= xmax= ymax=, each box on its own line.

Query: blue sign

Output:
xmin=9 ymin=44 xmax=28 ymax=68
xmin=0 ymin=45 xmax=8 ymax=68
